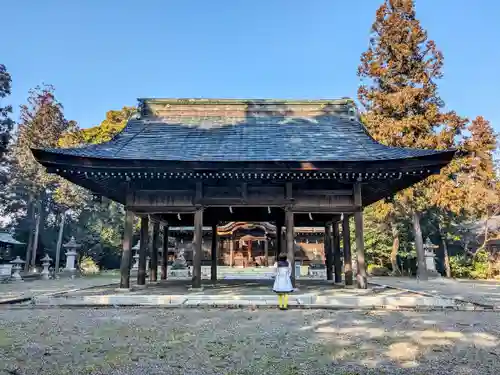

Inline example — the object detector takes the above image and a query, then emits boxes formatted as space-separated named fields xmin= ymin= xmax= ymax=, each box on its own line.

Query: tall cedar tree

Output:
xmin=6 ymin=84 xmax=76 ymax=268
xmin=0 ymin=64 xmax=14 ymax=183
xmin=463 ymin=117 xmax=499 ymax=246
xmin=358 ymin=0 xmax=466 ymax=279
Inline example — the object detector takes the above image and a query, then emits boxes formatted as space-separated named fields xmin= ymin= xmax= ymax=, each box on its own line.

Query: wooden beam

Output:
xmin=264 ymin=236 xmax=269 ymax=266
xmin=150 ymin=221 xmax=160 ymax=282
xmin=241 ymin=182 xmax=248 ymax=202
xmin=161 ymin=225 xmax=169 ymax=280
xmin=342 ymin=215 xmax=353 ymax=285
xmin=286 ymin=182 xmax=293 ymax=200
xmin=298 ymin=189 xmax=353 ymax=196
xmin=119 ymin=210 xmax=134 ymax=289
xmin=229 ymin=237 xmax=234 ymax=267
xmin=285 ymin=209 xmax=295 ymax=286
xmin=325 ymin=223 xmax=333 ymax=281
xmin=354 ymin=183 xmax=367 ymax=289
xmin=211 ymin=224 xmax=218 ymax=282
xmin=137 ymin=216 xmax=149 ymax=286
xmin=192 ymin=208 xmax=203 ymax=289
xmin=195 ymin=182 xmax=203 ymax=203
xmin=276 ymin=218 xmax=283 ymax=260
xmin=333 ymin=221 xmax=342 ymax=284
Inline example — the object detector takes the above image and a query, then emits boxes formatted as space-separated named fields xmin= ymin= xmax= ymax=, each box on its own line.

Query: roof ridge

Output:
xmin=138 ymin=98 xmax=355 ymax=105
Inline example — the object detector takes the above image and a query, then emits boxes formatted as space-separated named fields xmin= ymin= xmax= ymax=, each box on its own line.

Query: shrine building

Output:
xmin=31 ymin=98 xmax=456 ymax=289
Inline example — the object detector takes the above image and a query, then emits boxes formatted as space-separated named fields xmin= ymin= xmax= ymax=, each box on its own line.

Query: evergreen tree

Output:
xmin=3 ymin=84 xmax=76 ymax=268
xmin=358 ymin=0 xmax=466 ymax=279
xmin=463 ymin=117 xmax=499 ymax=246
xmin=0 ymin=64 xmax=14 ymax=185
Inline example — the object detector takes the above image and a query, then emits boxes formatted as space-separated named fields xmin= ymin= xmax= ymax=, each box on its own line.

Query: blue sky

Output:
xmin=3 ymin=0 xmax=500 ymax=133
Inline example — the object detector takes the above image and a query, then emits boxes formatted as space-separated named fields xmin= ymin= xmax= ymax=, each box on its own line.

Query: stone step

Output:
xmin=31 ymin=293 xmax=477 ymax=310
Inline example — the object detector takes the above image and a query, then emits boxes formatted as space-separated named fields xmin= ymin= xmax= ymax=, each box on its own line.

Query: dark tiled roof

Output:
xmin=36 ymin=98 xmax=450 ymax=162
xmin=38 ymin=116 xmax=445 ymax=162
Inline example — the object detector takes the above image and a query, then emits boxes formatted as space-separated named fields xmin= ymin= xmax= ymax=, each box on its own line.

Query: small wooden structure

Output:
xmin=0 ymin=232 xmax=24 ymax=263
xmin=31 ymin=98 xmax=455 ymax=289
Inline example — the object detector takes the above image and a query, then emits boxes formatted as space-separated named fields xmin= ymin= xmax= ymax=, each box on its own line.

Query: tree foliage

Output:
xmin=0 ymin=64 xmax=14 ymax=186
xmin=357 ymin=0 xmax=499 ymax=278
xmin=0 ymin=85 xmax=134 ymax=270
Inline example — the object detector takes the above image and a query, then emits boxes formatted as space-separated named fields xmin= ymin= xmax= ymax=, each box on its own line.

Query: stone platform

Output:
xmin=0 ymin=275 xmax=119 ymax=304
xmin=370 ymin=276 xmax=500 ymax=309
xmin=29 ymin=279 xmax=481 ymax=310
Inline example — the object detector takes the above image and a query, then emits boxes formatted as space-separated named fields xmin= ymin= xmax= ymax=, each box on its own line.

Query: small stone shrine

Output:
xmin=424 ymin=238 xmax=440 ymax=277
xmin=10 ymin=256 xmax=25 ymax=282
xmin=62 ymin=237 xmax=81 ymax=278
xmin=40 ymin=254 xmax=52 ymax=280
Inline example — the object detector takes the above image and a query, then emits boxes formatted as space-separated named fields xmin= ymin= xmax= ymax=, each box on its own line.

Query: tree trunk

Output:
xmin=390 ymin=222 xmax=401 ymax=275
xmin=442 ymin=237 xmax=451 ymax=278
xmin=412 ymin=210 xmax=427 ymax=280
xmin=31 ymin=200 xmax=42 ymax=271
xmin=54 ymin=211 xmax=66 ymax=275
xmin=438 ymin=223 xmax=451 ymax=278
xmin=481 ymin=216 xmax=490 ymax=250
xmin=24 ymin=198 xmax=35 ymax=272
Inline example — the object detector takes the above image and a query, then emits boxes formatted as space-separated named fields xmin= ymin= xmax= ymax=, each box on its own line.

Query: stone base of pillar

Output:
xmin=11 ymin=274 xmax=24 ymax=282
xmin=356 ymin=274 xmax=368 ymax=289
xmin=425 ymin=269 xmax=441 ymax=278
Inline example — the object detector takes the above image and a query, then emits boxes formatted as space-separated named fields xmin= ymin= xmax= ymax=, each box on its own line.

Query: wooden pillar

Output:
xmin=119 ymin=210 xmax=134 ymax=289
xmin=211 ymin=224 xmax=217 ymax=282
xmin=161 ymin=225 xmax=169 ymax=280
xmin=333 ymin=221 xmax=342 ymax=283
xmin=285 ymin=209 xmax=295 ymax=286
xmin=192 ymin=208 xmax=203 ymax=289
xmin=150 ymin=221 xmax=160 ymax=282
xmin=354 ymin=183 xmax=367 ymax=289
xmin=325 ymin=223 xmax=333 ymax=281
xmin=229 ymin=237 xmax=234 ymax=267
xmin=264 ymin=236 xmax=269 ymax=266
xmin=247 ymin=240 xmax=252 ymax=264
xmin=137 ymin=216 xmax=149 ymax=286
xmin=342 ymin=215 xmax=353 ymax=285
xmin=276 ymin=221 xmax=283 ymax=260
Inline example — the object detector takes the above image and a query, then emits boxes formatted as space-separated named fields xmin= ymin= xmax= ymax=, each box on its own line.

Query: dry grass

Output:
xmin=0 ymin=308 xmax=499 ymax=374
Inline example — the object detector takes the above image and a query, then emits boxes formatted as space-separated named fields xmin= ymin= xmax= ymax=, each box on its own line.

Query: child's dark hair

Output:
xmin=278 ymin=253 xmax=288 ymax=262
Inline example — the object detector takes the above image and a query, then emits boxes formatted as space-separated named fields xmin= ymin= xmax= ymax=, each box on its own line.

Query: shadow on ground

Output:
xmin=0 ymin=306 xmax=498 ymax=375
xmin=67 ymin=279 xmax=398 ymax=297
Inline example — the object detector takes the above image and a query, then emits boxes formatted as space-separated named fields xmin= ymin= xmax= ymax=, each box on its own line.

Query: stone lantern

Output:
xmin=63 ymin=237 xmax=81 ymax=278
xmin=132 ymin=240 xmax=140 ymax=270
xmin=10 ymin=256 xmax=25 ymax=282
xmin=423 ymin=238 xmax=439 ymax=277
xmin=40 ymin=254 xmax=52 ymax=280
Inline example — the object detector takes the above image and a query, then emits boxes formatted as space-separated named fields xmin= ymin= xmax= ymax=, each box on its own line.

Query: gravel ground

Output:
xmin=370 ymin=277 xmax=500 ymax=307
xmin=0 ymin=308 xmax=499 ymax=375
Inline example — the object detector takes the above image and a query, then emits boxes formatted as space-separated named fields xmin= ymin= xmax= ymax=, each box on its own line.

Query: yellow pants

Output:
xmin=278 ymin=293 xmax=289 ymax=308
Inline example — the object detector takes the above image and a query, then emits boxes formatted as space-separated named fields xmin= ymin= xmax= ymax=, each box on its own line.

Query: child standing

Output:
xmin=272 ymin=253 xmax=293 ymax=310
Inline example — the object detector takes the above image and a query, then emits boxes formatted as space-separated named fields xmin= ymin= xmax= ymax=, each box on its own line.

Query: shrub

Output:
xmin=80 ymin=256 xmax=100 ymax=275
xmin=449 ymin=254 xmax=472 ymax=278
xmin=471 ymin=250 xmax=489 ymax=279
